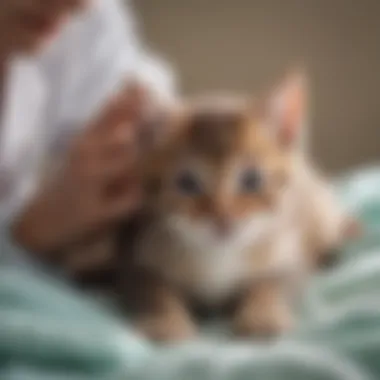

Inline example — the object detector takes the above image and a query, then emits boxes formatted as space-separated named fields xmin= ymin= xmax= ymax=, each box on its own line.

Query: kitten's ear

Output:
xmin=267 ymin=70 xmax=308 ymax=147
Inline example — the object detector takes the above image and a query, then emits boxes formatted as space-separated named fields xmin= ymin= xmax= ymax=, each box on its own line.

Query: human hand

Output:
xmin=12 ymin=84 xmax=146 ymax=254
xmin=0 ymin=0 xmax=90 ymax=55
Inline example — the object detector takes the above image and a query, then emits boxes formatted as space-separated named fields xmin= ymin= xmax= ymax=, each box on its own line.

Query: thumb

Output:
xmin=103 ymin=185 xmax=143 ymax=220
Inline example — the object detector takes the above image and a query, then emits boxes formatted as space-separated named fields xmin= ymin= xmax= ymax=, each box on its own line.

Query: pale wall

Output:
xmin=133 ymin=0 xmax=380 ymax=173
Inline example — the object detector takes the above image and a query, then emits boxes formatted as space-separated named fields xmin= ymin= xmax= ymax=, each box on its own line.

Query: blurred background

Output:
xmin=132 ymin=0 xmax=380 ymax=174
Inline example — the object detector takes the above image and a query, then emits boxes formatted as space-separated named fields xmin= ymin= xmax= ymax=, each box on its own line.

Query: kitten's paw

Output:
xmin=232 ymin=305 xmax=294 ymax=339
xmin=137 ymin=312 xmax=197 ymax=343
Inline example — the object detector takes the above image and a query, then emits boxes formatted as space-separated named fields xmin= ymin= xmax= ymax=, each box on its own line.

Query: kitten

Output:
xmin=60 ymin=74 xmax=357 ymax=341
xmin=118 ymin=74 xmax=356 ymax=341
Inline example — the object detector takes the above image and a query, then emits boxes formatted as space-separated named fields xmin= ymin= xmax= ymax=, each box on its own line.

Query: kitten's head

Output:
xmin=147 ymin=73 xmax=308 ymax=248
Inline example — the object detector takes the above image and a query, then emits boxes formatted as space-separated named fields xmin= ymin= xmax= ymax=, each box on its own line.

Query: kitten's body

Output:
xmin=123 ymin=159 xmax=344 ymax=341
xmin=119 ymin=87 xmax=352 ymax=340
xmin=64 ymin=76 xmax=357 ymax=341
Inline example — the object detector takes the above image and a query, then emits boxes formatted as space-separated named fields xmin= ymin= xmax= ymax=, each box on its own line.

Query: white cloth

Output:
xmin=0 ymin=0 xmax=176 ymax=264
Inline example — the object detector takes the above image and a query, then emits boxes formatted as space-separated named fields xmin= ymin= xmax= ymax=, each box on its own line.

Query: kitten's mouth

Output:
xmin=167 ymin=215 xmax=236 ymax=243
xmin=213 ymin=219 xmax=234 ymax=237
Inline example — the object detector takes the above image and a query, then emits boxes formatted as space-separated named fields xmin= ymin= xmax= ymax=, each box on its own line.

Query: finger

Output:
xmin=98 ymin=154 xmax=136 ymax=182
xmin=72 ymin=126 xmax=135 ymax=182
xmin=85 ymin=122 xmax=136 ymax=165
xmin=87 ymin=93 xmax=129 ymax=135
xmin=89 ymin=82 xmax=147 ymax=135
xmin=124 ymin=81 xmax=148 ymax=118
xmin=102 ymin=132 xmax=137 ymax=166
xmin=102 ymin=183 xmax=142 ymax=220
xmin=78 ymin=146 xmax=137 ymax=186
xmin=102 ymin=122 xmax=135 ymax=149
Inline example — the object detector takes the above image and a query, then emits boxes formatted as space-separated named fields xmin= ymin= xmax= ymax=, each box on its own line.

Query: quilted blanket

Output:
xmin=1 ymin=166 xmax=380 ymax=380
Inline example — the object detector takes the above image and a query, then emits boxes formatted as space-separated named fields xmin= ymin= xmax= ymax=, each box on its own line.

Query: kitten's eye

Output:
xmin=175 ymin=170 xmax=202 ymax=196
xmin=239 ymin=169 xmax=262 ymax=193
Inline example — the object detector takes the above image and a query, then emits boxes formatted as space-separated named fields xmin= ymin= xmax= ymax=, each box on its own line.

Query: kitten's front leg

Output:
xmin=122 ymin=268 xmax=197 ymax=342
xmin=232 ymin=278 xmax=294 ymax=338
xmin=137 ymin=300 xmax=197 ymax=343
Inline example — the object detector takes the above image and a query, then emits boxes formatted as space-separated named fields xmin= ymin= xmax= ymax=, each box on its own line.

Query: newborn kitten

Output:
xmin=64 ymin=74 xmax=357 ymax=342
xmin=118 ymin=74 xmax=354 ymax=341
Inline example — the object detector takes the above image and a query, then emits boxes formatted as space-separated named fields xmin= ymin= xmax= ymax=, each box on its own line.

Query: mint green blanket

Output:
xmin=2 ymin=166 xmax=380 ymax=380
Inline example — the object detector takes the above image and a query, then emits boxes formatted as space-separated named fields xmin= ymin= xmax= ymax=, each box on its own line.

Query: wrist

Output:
xmin=11 ymin=187 xmax=69 ymax=254
xmin=12 ymin=208 xmax=60 ymax=255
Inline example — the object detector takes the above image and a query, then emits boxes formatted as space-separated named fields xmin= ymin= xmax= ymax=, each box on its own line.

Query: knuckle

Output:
xmin=70 ymin=152 xmax=95 ymax=179
xmin=73 ymin=138 xmax=98 ymax=165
